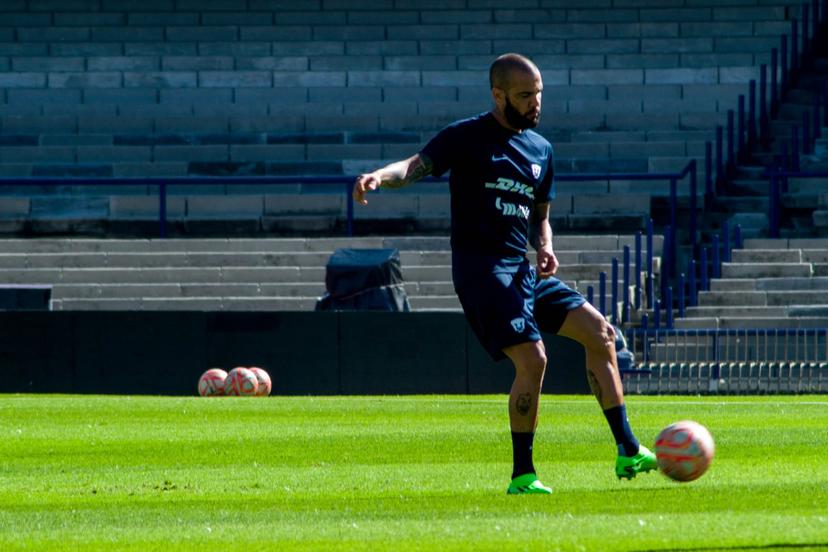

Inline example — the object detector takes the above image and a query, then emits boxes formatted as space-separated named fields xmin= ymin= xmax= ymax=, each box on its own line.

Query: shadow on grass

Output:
xmin=635 ymin=543 xmax=828 ymax=552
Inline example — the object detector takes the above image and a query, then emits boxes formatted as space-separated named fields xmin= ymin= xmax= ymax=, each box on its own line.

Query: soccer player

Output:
xmin=353 ymin=53 xmax=657 ymax=494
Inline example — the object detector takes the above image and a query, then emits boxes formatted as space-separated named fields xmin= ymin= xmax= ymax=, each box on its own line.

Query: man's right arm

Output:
xmin=352 ymin=153 xmax=433 ymax=206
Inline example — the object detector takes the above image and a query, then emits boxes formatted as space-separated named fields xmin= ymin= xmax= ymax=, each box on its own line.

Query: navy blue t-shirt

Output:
xmin=421 ymin=112 xmax=555 ymax=259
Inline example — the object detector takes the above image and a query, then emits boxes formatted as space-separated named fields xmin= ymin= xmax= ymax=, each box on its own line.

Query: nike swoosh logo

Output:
xmin=491 ymin=154 xmax=510 ymax=162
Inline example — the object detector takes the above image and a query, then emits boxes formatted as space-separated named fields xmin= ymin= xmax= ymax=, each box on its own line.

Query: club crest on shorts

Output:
xmin=531 ymin=164 xmax=541 ymax=179
xmin=510 ymin=317 xmax=525 ymax=333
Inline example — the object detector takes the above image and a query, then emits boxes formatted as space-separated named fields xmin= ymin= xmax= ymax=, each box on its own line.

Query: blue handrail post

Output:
xmin=635 ymin=231 xmax=642 ymax=311
xmin=723 ymin=220 xmax=731 ymax=263
xmin=704 ymin=141 xmax=713 ymax=208
xmin=770 ymin=48 xmax=779 ymax=116
xmin=612 ymin=257 xmax=619 ymax=325
xmin=640 ymin=315 xmax=649 ymax=362
xmin=748 ymin=80 xmax=757 ymax=149
xmin=688 ymin=258 xmax=697 ymax=307
xmin=734 ymin=223 xmax=743 ymax=250
xmin=345 ymin=181 xmax=354 ymax=237
xmin=792 ymin=125 xmax=801 ymax=172
xmin=159 ymin=181 xmax=167 ymax=239
xmin=824 ymin=81 xmax=828 ymax=127
xmin=700 ymin=246 xmax=709 ymax=291
xmin=803 ymin=111 xmax=812 ymax=154
xmin=669 ymin=178 xmax=677 ymax=266
xmin=661 ymin=225 xmax=672 ymax=303
xmin=587 ymin=285 xmax=594 ymax=306
xmin=677 ymin=273 xmax=686 ymax=319
xmin=813 ymin=91 xmax=821 ymax=140
xmin=737 ymin=94 xmax=746 ymax=162
xmin=781 ymin=34 xmax=789 ymax=95
xmin=712 ymin=234 xmax=721 ymax=278
xmin=599 ymin=271 xmax=607 ymax=317
xmin=689 ymin=159 xmax=698 ymax=253
xmin=646 ymin=219 xmax=654 ymax=309
xmin=769 ymin=169 xmax=780 ymax=239
xmin=760 ymin=65 xmax=769 ymax=149
xmin=715 ymin=125 xmax=724 ymax=194
xmin=623 ymin=245 xmax=631 ymax=324
xmin=665 ymin=286 xmax=674 ymax=329
xmin=653 ymin=299 xmax=661 ymax=330
xmin=727 ymin=109 xmax=735 ymax=179
xmin=792 ymin=19 xmax=799 ymax=80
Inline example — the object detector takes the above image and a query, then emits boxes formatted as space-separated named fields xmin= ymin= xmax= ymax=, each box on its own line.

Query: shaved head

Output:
xmin=489 ymin=53 xmax=543 ymax=131
xmin=489 ymin=53 xmax=540 ymax=91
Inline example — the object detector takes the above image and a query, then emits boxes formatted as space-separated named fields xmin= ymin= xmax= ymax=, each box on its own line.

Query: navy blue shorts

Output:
xmin=453 ymin=253 xmax=586 ymax=361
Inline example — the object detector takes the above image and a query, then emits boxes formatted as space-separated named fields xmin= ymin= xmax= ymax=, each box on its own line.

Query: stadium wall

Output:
xmin=0 ymin=311 xmax=590 ymax=395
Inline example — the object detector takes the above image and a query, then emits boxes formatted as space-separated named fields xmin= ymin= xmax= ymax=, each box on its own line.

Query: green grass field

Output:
xmin=0 ymin=394 xmax=826 ymax=551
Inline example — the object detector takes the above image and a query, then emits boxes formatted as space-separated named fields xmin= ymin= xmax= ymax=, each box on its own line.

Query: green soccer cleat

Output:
xmin=616 ymin=445 xmax=658 ymax=480
xmin=506 ymin=473 xmax=553 ymax=495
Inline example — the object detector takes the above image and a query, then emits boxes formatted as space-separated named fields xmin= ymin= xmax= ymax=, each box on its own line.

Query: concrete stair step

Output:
xmin=730 ymin=249 xmax=803 ymax=263
xmin=696 ymin=290 xmax=769 ymax=306
xmin=743 ymin=238 xmax=828 ymax=249
xmin=0 ymin=266 xmax=328 ymax=284
xmin=708 ymin=278 xmax=758 ymax=291
xmin=801 ymin=250 xmax=828 ymax=263
xmin=404 ymin=281 xmax=455 ymax=296
xmin=51 ymin=282 xmax=330 ymax=299
xmin=0 ymin=237 xmax=379 ymax=253
xmin=683 ymin=305 xmax=789 ymax=318
xmin=51 ymin=296 xmax=320 ymax=311
xmin=697 ymin=289 xmax=828 ymax=307
xmin=754 ymin=276 xmax=828 ymax=290
xmin=673 ymin=316 xmax=828 ymax=329
xmin=0 ymin=251 xmax=340 ymax=268
xmin=720 ymin=262 xmax=813 ymax=278
xmin=407 ymin=296 xmax=462 ymax=310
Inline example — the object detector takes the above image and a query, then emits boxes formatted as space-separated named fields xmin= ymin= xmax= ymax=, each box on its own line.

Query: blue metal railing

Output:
xmin=626 ymin=327 xmax=828 ymax=364
xmin=767 ymin=169 xmax=828 ymax=238
xmin=0 ymin=162 xmax=697 ymax=329
xmin=0 ymin=162 xmax=696 ymax=243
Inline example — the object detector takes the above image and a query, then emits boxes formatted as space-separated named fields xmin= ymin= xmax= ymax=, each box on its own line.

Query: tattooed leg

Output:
xmin=503 ymin=341 xmax=547 ymax=433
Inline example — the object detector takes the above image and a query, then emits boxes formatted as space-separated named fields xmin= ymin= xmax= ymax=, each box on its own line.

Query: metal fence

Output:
xmin=623 ymin=328 xmax=828 ymax=394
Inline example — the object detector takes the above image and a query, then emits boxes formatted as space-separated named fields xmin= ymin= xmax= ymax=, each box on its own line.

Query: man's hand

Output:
xmin=536 ymin=245 xmax=558 ymax=279
xmin=353 ymin=173 xmax=381 ymax=206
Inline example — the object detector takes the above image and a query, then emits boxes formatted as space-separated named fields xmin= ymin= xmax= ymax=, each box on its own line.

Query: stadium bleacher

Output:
xmin=0 ymin=0 xmax=826 ymax=334
xmin=0 ymin=0 xmax=809 ymax=231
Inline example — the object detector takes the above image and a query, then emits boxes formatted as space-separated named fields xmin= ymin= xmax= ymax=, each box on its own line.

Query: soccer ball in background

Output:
xmin=224 ymin=367 xmax=259 ymax=397
xmin=249 ymin=367 xmax=272 ymax=396
xmin=197 ymin=368 xmax=228 ymax=397
xmin=655 ymin=420 xmax=715 ymax=482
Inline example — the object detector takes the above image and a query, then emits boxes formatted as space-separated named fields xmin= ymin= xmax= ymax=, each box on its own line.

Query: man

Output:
xmin=353 ymin=53 xmax=656 ymax=494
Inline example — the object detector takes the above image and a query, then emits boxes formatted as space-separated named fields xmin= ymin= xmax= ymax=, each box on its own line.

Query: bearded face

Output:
xmin=503 ymin=94 xmax=540 ymax=130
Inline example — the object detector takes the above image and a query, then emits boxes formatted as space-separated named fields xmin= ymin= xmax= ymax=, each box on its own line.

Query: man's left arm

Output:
xmin=531 ymin=201 xmax=558 ymax=279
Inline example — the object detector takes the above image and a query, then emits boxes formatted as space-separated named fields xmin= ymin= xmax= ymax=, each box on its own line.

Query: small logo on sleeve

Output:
xmin=531 ymin=164 xmax=542 ymax=179
xmin=510 ymin=317 xmax=526 ymax=333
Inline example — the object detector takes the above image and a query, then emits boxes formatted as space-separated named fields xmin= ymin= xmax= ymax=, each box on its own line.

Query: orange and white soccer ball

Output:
xmin=248 ymin=367 xmax=272 ymax=396
xmin=198 ymin=368 xmax=228 ymax=397
xmin=655 ymin=420 xmax=715 ymax=482
xmin=224 ymin=367 xmax=258 ymax=396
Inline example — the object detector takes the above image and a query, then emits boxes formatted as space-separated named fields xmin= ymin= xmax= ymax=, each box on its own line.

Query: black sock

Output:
xmin=603 ymin=405 xmax=640 ymax=457
xmin=511 ymin=431 xmax=536 ymax=479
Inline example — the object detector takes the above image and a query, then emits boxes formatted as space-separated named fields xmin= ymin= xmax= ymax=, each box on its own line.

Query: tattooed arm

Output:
xmin=352 ymin=153 xmax=433 ymax=206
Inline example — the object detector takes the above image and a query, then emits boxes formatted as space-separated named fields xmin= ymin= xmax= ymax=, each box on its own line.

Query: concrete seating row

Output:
xmin=0 ymin=235 xmax=661 ymax=312
xmin=675 ymin=238 xmax=828 ymax=329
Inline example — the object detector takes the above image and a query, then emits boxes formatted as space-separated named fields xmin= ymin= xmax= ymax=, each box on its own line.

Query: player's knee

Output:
xmin=523 ymin=350 xmax=547 ymax=381
xmin=585 ymin=319 xmax=616 ymax=357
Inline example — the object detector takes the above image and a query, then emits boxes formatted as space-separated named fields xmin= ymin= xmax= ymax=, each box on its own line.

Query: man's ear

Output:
xmin=491 ymin=87 xmax=505 ymax=108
